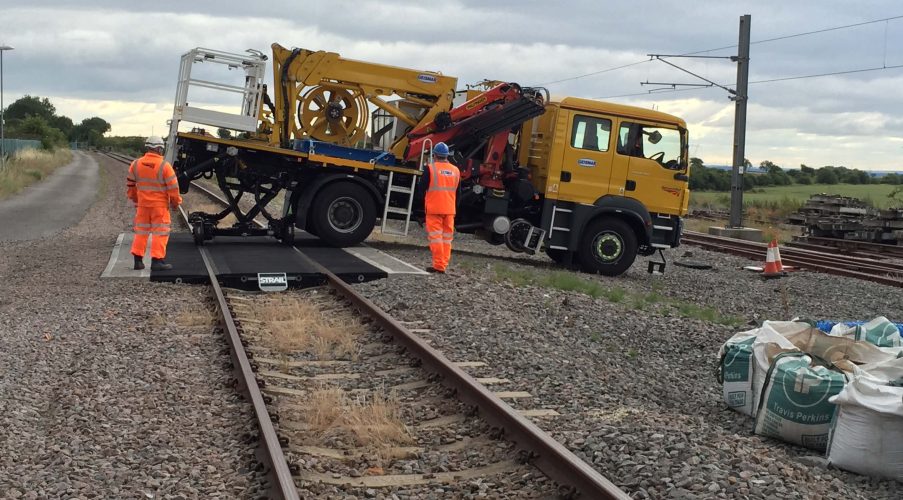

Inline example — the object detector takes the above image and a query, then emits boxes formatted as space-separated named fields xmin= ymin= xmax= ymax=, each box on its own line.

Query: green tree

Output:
xmin=880 ymin=173 xmax=901 ymax=185
xmin=70 ymin=117 xmax=111 ymax=146
xmin=816 ymin=168 xmax=839 ymax=185
xmin=4 ymin=95 xmax=56 ymax=122
xmin=50 ymin=115 xmax=74 ymax=137
xmin=217 ymin=128 xmax=232 ymax=139
xmin=8 ymin=115 xmax=67 ymax=149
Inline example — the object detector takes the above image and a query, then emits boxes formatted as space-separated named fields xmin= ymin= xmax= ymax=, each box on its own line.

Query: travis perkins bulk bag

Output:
xmin=754 ymin=352 xmax=847 ymax=451
xmin=718 ymin=321 xmax=809 ymax=417
xmin=829 ymin=316 xmax=903 ymax=349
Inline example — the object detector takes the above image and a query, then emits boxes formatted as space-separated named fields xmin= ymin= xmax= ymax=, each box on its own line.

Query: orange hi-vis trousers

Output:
xmin=426 ymin=214 xmax=454 ymax=271
xmin=131 ymin=206 xmax=172 ymax=259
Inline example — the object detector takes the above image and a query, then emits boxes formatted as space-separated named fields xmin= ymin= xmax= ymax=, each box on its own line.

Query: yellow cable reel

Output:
xmin=296 ymin=84 xmax=368 ymax=146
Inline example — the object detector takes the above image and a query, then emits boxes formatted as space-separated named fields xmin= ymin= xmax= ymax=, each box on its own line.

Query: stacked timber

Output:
xmin=788 ymin=194 xmax=903 ymax=244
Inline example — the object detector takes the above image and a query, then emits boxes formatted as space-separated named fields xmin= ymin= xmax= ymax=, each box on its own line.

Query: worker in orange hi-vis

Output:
xmin=126 ymin=136 xmax=182 ymax=271
xmin=422 ymin=142 xmax=460 ymax=274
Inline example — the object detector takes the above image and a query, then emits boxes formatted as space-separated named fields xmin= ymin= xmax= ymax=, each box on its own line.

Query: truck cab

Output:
xmin=520 ymin=97 xmax=689 ymax=275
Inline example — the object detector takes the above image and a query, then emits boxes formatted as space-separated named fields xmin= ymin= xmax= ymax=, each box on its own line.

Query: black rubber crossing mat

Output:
xmin=151 ymin=233 xmax=387 ymax=290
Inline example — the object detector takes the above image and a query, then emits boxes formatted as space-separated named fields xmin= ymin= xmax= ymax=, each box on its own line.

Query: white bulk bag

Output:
xmin=827 ymin=362 xmax=903 ymax=481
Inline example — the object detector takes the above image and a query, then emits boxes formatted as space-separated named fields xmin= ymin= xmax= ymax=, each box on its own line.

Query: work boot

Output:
xmin=151 ymin=258 xmax=173 ymax=271
xmin=425 ymin=266 xmax=445 ymax=274
xmin=133 ymin=255 xmax=145 ymax=270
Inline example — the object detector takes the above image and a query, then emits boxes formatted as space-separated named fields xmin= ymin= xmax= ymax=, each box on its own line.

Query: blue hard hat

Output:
xmin=433 ymin=142 xmax=449 ymax=156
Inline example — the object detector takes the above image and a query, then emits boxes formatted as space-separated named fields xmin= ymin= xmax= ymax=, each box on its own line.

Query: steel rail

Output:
xmin=104 ymin=150 xmax=629 ymax=498
xmin=191 ymin=159 xmax=630 ymax=498
xmin=686 ymin=231 xmax=903 ymax=272
xmin=197 ymin=245 xmax=299 ymax=500
xmin=101 ymin=151 xmax=299 ymax=500
xmin=791 ymin=235 xmax=903 ymax=259
xmin=293 ymin=248 xmax=629 ymax=499
xmin=683 ymin=231 xmax=903 ymax=288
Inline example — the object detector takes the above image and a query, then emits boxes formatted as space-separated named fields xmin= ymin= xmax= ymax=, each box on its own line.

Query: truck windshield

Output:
xmin=618 ymin=124 xmax=684 ymax=170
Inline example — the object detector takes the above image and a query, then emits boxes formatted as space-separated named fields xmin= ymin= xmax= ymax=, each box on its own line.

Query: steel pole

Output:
xmin=1 ymin=49 xmax=5 ymax=172
xmin=729 ymin=15 xmax=751 ymax=228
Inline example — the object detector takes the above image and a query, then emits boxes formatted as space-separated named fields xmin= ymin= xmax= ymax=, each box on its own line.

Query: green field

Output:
xmin=690 ymin=183 xmax=901 ymax=212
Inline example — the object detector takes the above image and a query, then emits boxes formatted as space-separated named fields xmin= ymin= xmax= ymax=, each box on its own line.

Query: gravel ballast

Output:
xmin=0 ymin=154 xmax=263 ymax=498
xmin=356 ymin=228 xmax=903 ymax=500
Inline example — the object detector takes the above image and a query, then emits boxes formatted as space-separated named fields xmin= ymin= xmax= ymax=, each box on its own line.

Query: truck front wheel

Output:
xmin=577 ymin=217 xmax=637 ymax=276
xmin=310 ymin=182 xmax=376 ymax=247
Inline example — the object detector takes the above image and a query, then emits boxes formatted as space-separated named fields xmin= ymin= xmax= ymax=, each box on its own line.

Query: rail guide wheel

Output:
xmin=279 ymin=223 xmax=295 ymax=246
xmin=192 ymin=222 xmax=206 ymax=246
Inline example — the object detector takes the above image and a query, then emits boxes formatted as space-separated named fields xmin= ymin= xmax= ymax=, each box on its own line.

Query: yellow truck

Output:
xmin=165 ymin=44 xmax=689 ymax=276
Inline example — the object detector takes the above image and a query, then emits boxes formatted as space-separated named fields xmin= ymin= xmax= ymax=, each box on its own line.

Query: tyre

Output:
xmin=577 ymin=217 xmax=638 ymax=276
xmin=310 ymin=182 xmax=376 ymax=247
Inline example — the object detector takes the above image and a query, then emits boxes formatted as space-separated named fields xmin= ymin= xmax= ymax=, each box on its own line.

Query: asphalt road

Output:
xmin=0 ymin=151 xmax=99 ymax=242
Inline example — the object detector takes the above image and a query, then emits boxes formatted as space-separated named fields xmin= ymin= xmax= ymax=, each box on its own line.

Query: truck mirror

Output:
xmin=648 ymin=130 xmax=662 ymax=144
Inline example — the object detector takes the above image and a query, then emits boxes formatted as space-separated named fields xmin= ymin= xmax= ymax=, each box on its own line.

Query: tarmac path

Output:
xmin=0 ymin=150 xmax=99 ymax=242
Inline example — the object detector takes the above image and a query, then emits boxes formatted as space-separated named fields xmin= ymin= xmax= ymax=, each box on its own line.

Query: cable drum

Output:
xmin=296 ymin=85 xmax=368 ymax=145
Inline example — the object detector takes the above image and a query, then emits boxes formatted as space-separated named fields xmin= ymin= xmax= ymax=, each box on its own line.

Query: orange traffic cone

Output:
xmin=762 ymin=239 xmax=785 ymax=278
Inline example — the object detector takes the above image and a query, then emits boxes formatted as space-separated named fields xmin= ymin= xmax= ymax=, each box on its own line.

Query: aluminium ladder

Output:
xmin=380 ymin=139 xmax=433 ymax=236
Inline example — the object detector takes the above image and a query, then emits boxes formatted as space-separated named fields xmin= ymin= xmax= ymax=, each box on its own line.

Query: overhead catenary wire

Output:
xmin=533 ymin=59 xmax=651 ymax=86
xmin=539 ymin=14 xmax=903 ymax=87
xmin=594 ymin=63 xmax=903 ymax=99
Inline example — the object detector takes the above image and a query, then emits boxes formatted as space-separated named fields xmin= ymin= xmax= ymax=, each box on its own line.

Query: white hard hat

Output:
xmin=145 ymin=136 xmax=165 ymax=148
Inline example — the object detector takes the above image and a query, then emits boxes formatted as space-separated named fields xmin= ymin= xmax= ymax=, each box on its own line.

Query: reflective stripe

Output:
xmin=428 ymin=231 xmax=443 ymax=236
xmin=137 ymin=185 xmax=170 ymax=192
xmin=163 ymin=174 xmax=177 ymax=183
xmin=427 ymin=186 xmax=457 ymax=192
xmin=136 ymin=223 xmax=170 ymax=229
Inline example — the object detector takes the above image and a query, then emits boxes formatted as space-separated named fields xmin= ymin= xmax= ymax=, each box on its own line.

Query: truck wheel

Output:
xmin=577 ymin=217 xmax=637 ymax=276
xmin=310 ymin=182 xmax=376 ymax=247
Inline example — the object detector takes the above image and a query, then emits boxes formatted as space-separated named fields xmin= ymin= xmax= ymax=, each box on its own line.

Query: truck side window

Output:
xmin=618 ymin=122 xmax=683 ymax=169
xmin=571 ymin=116 xmax=611 ymax=152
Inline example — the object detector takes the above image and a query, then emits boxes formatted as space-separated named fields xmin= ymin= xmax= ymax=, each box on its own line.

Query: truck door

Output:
xmin=556 ymin=112 xmax=615 ymax=205
xmin=616 ymin=122 xmax=686 ymax=214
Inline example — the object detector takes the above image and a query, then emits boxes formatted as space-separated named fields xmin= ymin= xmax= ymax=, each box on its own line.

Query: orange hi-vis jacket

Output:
xmin=127 ymin=152 xmax=182 ymax=208
xmin=424 ymin=160 xmax=460 ymax=215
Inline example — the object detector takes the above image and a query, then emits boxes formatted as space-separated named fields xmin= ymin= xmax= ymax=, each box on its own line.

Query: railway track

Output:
xmin=788 ymin=235 xmax=903 ymax=260
xmin=682 ymin=230 xmax=903 ymax=288
xmin=100 ymin=151 xmax=628 ymax=499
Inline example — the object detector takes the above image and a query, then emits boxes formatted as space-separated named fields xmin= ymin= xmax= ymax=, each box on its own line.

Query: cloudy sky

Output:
xmin=2 ymin=1 xmax=903 ymax=170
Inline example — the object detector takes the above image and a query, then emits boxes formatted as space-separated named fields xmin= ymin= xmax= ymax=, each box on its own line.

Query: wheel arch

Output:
xmin=579 ymin=195 xmax=652 ymax=247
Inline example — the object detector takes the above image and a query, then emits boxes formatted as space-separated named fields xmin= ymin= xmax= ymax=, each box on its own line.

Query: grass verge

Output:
xmin=0 ymin=149 xmax=73 ymax=200
xmin=690 ymin=183 xmax=901 ymax=214
xmin=683 ymin=217 xmax=803 ymax=244
xmin=488 ymin=264 xmax=743 ymax=326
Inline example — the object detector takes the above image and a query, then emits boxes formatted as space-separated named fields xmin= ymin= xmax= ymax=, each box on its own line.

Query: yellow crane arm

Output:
xmin=269 ymin=43 xmax=457 ymax=157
